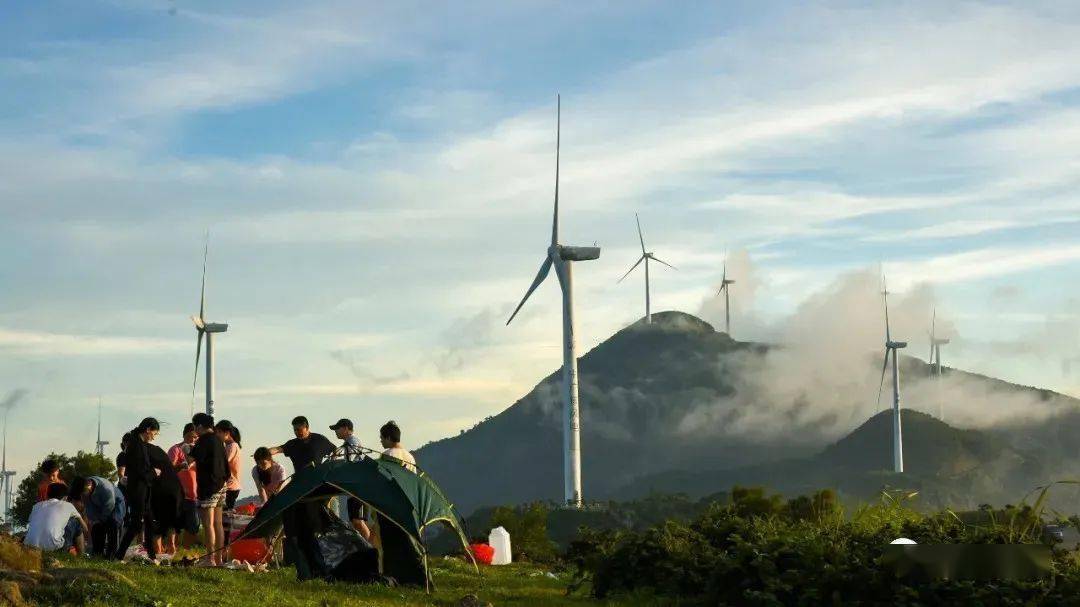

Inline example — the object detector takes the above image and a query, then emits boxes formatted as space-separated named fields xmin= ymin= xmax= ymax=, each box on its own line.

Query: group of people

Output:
xmin=24 ymin=412 xmax=417 ymax=571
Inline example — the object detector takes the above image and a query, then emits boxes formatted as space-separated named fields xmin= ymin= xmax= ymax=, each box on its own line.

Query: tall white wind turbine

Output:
xmin=0 ymin=390 xmax=22 ymax=524
xmin=1 ymin=406 xmax=13 ymax=522
xmin=506 ymin=96 xmax=601 ymax=509
xmin=876 ymin=278 xmax=907 ymax=473
xmin=618 ymin=214 xmax=676 ymax=324
xmin=190 ymin=234 xmax=229 ymax=418
xmin=716 ymin=254 xmax=736 ymax=335
xmin=95 ymin=397 xmax=110 ymax=457
xmin=928 ymin=307 xmax=950 ymax=421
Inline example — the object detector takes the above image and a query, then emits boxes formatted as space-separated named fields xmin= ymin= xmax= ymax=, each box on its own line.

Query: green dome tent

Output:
xmin=236 ymin=457 xmax=475 ymax=589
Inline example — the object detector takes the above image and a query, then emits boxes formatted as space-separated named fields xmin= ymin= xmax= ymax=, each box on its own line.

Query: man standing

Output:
xmin=36 ymin=459 xmax=64 ymax=502
xmin=379 ymin=421 xmax=417 ymax=473
xmin=25 ymin=483 xmax=87 ymax=554
xmin=330 ymin=419 xmax=364 ymax=462
xmin=167 ymin=424 xmax=200 ymax=547
xmin=69 ymin=475 xmax=125 ymax=558
xmin=186 ymin=413 xmax=227 ymax=566
xmin=267 ymin=416 xmax=335 ymax=580
xmin=330 ymin=418 xmax=371 ymax=541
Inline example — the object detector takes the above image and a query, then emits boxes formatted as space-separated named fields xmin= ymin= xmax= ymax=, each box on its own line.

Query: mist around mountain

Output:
xmin=417 ymin=311 xmax=1080 ymax=515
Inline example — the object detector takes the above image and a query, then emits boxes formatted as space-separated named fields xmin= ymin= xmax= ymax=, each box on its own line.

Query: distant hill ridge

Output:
xmin=417 ymin=311 xmax=1080 ymax=514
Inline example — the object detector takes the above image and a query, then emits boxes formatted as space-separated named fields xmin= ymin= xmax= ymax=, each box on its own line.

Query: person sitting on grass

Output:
xmin=36 ymin=459 xmax=65 ymax=503
xmin=379 ymin=421 xmax=417 ymax=473
xmin=69 ymin=475 xmax=126 ymax=558
xmin=251 ymin=447 xmax=285 ymax=505
xmin=25 ymin=482 xmax=88 ymax=554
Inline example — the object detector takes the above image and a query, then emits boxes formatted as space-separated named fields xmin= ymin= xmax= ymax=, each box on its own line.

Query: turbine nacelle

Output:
xmin=204 ymin=322 xmax=229 ymax=333
xmin=887 ymin=340 xmax=908 ymax=349
xmin=557 ymin=245 xmax=601 ymax=261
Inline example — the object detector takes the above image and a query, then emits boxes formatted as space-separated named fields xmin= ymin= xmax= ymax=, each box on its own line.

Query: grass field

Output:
xmin=29 ymin=555 xmax=664 ymax=607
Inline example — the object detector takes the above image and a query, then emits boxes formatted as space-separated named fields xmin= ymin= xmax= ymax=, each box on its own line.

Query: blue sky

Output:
xmin=2 ymin=1 xmax=1080 ymax=493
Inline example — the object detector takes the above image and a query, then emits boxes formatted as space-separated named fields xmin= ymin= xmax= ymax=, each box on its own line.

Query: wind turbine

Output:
xmin=190 ymin=234 xmax=229 ymax=418
xmin=0 ymin=390 xmax=22 ymax=524
xmin=506 ymin=95 xmax=600 ymax=509
xmin=1 ymin=407 xmax=13 ymax=523
xmin=618 ymin=214 xmax=676 ymax=324
xmin=95 ymin=397 xmax=110 ymax=457
xmin=928 ymin=307 xmax=949 ymax=421
xmin=716 ymin=254 xmax=736 ymax=335
xmin=876 ymin=278 xmax=907 ymax=473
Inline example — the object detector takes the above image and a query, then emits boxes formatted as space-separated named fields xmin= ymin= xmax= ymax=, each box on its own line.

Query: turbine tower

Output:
xmin=618 ymin=214 xmax=676 ymax=324
xmin=876 ymin=278 xmax=907 ymax=473
xmin=95 ymin=397 xmax=110 ymax=457
xmin=191 ymin=234 xmax=229 ymax=418
xmin=1 ymin=407 xmax=13 ymax=523
xmin=716 ymin=254 xmax=736 ymax=335
xmin=928 ymin=307 xmax=949 ymax=421
xmin=506 ymin=95 xmax=600 ymax=509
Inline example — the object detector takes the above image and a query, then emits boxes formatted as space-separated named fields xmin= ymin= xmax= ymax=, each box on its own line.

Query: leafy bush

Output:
xmin=577 ymin=486 xmax=1080 ymax=605
xmin=489 ymin=502 xmax=558 ymax=563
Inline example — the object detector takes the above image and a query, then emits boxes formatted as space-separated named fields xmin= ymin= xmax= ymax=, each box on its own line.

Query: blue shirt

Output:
xmin=84 ymin=476 xmax=126 ymax=525
xmin=340 ymin=434 xmax=364 ymax=462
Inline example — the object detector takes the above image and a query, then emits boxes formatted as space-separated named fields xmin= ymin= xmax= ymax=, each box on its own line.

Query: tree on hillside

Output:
xmin=11 ymin=451 xmax=115 ymax=527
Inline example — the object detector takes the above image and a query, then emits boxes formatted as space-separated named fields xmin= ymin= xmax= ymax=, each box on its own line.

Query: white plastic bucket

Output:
xmin=489 ymin=526 xmax=512 ymax=565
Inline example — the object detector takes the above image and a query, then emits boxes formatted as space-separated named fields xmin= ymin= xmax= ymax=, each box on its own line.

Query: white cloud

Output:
xmin=0 ymin=328 xmax=186 ymax=356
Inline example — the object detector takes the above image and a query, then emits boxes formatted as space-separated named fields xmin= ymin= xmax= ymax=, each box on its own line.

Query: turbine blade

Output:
xmin=716 ymin=283 xmax=726 ymax=297
xmin=877 ymin=349 xmax=889 ymax=409
xmin=191 ymin=331 xmax=203 ymax=415
xmin=198 ymin=230 xmax=208 ymax=321
xmin=882 ymin=288 xmax=892 ymax=343
xmin=636 ymin=213 xmax=646 ymax=254
xmin=551 ymin=95 xmax=560 ymax=247
xmin=649 ymin=254 xmax=677 ymax=270
xmin=507 ymin=257 xmax=554 ymax=325
xmin=618 ymin=255 xmax=646 ymax=283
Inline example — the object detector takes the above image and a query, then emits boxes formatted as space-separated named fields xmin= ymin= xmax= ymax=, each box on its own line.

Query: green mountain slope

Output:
xmin=417 ymin=311 xmax=1080 ymax=514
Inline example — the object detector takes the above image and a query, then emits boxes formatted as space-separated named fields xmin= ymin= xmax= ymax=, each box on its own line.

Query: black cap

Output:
xmin=329 ymin=418 xmax=353 ymax=431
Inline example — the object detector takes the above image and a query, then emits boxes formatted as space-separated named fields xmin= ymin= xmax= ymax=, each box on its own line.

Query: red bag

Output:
xmin=469 ymin=543 xmax=494 ymax=565
xmin=230 ymin=538 xmax=270 ymax=563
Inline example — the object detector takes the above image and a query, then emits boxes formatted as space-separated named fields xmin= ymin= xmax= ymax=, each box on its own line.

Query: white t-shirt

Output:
xmin=25 ymin=499 xmax=80 ymax=552
xmin=382 ymin=447 xmax=417 ymax=473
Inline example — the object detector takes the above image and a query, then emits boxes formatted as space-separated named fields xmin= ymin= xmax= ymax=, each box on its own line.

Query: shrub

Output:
xmin=489 ymin=502 xmax=558 ymax=563
xmin=583 ymin=486 xmax=1080 ymax=605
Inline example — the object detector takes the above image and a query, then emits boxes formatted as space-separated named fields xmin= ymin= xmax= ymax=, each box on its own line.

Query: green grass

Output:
xmin=30 ymin=555 xmax=668 ymax=607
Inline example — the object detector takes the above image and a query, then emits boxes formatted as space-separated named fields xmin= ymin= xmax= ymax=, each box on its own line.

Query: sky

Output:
xmin=2 ymin=1 xmax=1080 ymax=496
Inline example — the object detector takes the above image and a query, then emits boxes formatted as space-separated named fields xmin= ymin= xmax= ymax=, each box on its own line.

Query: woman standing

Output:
xmin=215 ymin=421 xmax=242 ymax=510
xmin=114 ymin=417 xmax=161 ymax=560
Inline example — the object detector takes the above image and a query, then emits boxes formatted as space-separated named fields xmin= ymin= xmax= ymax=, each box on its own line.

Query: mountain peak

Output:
xmin=624 ymin=311 xmax=716 ymax=334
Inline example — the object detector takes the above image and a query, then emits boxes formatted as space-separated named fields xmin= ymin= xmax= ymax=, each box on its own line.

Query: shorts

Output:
xmin=198 ymin=486 xmax=227 ymax=509
xmin=63 ymin=517 xmax=82 ymax=549
xmin=225 ymin=489 xmax=240 ymax=510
